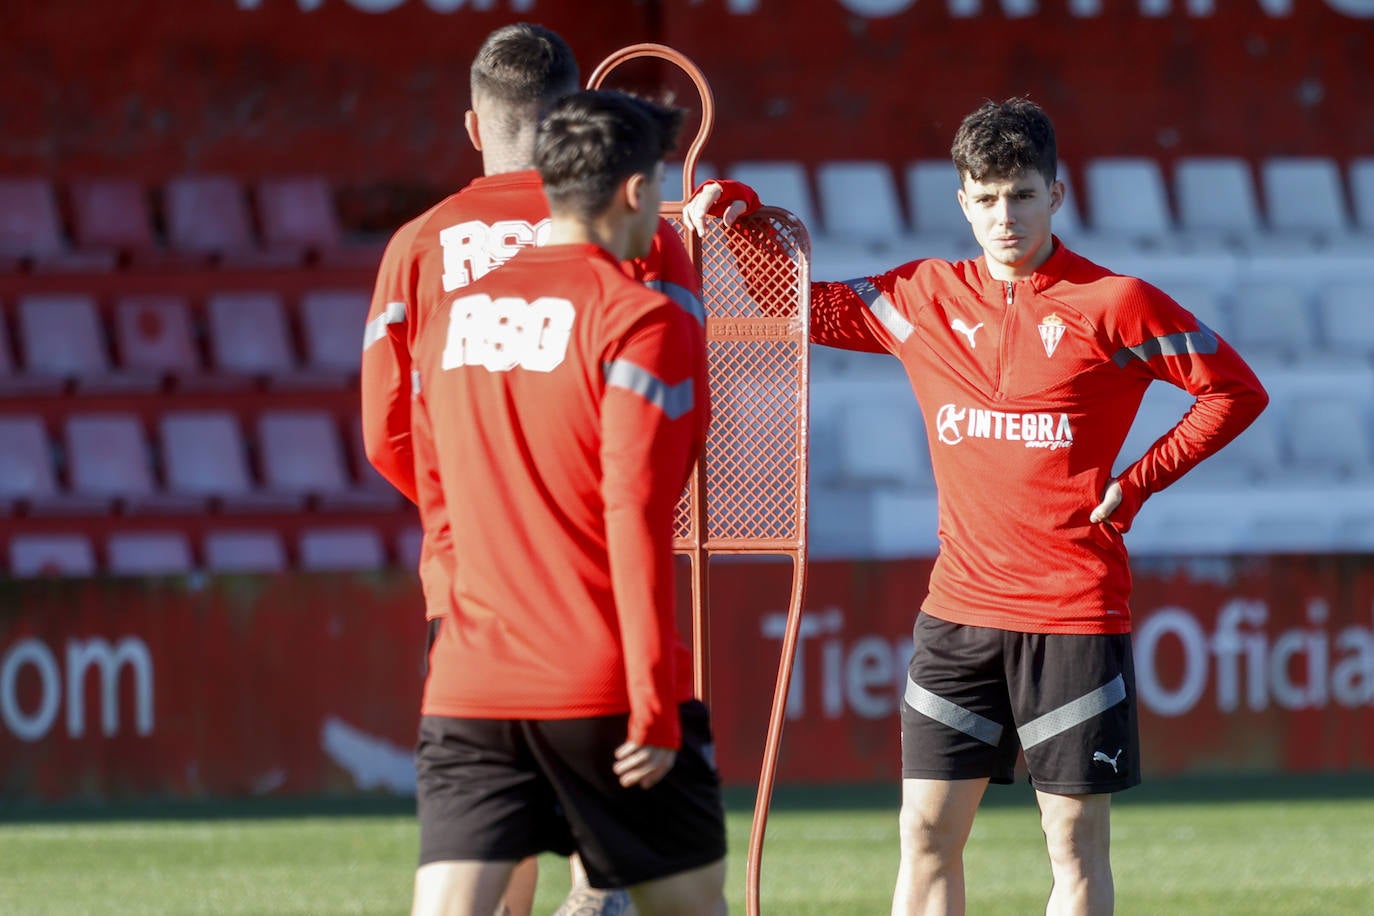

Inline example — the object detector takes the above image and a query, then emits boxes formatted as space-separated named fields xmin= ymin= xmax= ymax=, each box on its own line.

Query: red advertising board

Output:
xmin=3 ymin=556 xmax=1372 ymax=802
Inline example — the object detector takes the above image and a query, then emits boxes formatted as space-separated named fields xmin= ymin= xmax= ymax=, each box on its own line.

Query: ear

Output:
xmin=956 ymin=187 xmax=972 ymax=222
xmin=464 ymin=109 xmax=482 ymax=152
xmin=1049 ymin=179 xmax=1065 ymax=216
xmin=623 ymin=172 xmax=648 ymax=213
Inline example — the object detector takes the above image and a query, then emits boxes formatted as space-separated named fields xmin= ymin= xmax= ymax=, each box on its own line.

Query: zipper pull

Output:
xmin=1005 ymin=281 xmax=1014 ymax=306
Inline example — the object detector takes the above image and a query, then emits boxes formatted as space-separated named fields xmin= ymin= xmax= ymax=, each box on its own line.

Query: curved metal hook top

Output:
xmin=586 ymin=43 xmax=715 ymax=203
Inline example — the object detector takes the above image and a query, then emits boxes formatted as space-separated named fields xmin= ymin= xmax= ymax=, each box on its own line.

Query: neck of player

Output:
xmin=548 ymin=215 xmax=633 ymax=263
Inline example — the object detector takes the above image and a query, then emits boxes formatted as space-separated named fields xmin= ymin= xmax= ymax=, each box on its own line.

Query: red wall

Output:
xmin=4 ymin=1 xmax=1370 ymax=188
xmin=3 ymin=555 xmax=1373 ymax=802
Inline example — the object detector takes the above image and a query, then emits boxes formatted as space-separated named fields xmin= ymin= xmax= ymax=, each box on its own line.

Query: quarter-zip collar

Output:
xmin=975 ymin=235 xmax=1076 ymax=304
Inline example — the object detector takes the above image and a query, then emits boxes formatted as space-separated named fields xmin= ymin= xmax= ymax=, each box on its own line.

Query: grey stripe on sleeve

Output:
xmin=646 ymin=279 xmax=706 ymax=327
xmin=603 ymin=359 xmax=696 ymax=420
xmin=844 ymin=277 xmax=914 ymax=343
xmin=362 ymin=301 xmax=407 ymax=351
xmin=1112 ymin=327 xmax=1218 ymax=367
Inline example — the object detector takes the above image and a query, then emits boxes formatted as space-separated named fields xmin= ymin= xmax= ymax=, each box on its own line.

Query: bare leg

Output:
xmin=625 ymin=858 xmax=726 ymax=916
xmin=1035 ymin=791 xmax=1113 ymax=916
xmin=891 ymin=777 xmax=988 ymax=916
xmin=494 ymin=857 xmax=538 ymax=916
xmin=412 ymin=860 xmax=517 ymax=916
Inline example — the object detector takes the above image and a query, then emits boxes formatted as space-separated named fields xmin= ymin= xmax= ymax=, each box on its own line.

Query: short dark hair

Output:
xmin=950 ymin=97 xmax=1058 ymax=187
xmin=534 ymin=90 xmax=685 ymax=220
xmin=470 ymin=24 xmax=579 ymax=122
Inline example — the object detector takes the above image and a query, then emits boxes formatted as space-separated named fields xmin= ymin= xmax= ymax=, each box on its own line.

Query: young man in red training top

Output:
xmin=359 ymin=23 xmax=701 ymax=916
xmin=687 ymin=99 xmax=1268 ymax=915
xmin=407 ymin=88 xmax=725 ymax=916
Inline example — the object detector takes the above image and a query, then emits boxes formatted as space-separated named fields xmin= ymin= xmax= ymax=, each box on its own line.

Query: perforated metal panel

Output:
xmin=670 ymin=208 xmax=810 ymax=553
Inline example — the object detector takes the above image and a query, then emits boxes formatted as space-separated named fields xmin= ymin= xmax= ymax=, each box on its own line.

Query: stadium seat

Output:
xmin=727 ymin=162 xmax=818 ymax=230
xmin=63 ymin=413 xmax=157 ymax=501
xmin=16 ymin=292 xmax=109 ymax=379
xmin=298 ymin=527 xmax=386 ymax=571
xmin=203 ymin=530 xmax=289 ymax=573
xmin=1174 ymin=157 xmax=1263 ymax=246
xmin=106 ymin=531 xmax=195 ymax=576
xmin=1286 ymin=399 xmax=1374 ymax=479
xmin=904 ymin=159 xmax=966 ymax=239
xmin=204 ymin=290 xmax=297 ymax=378
xmin=68 ymin=177 xmax=158 ymax=257
xmin=255 ymin=176 xmax=341 ymax=252
xmin=815 ymin=161 xmax=907 ymax=244
xmin=1261 ymin=157 xmax=1351 ymax=239
xmin=834 ymin=401 xmax=933 ymax=491
xmin=112 ymin=294 xmax=201 ymax=378
xmin=0 ymin=301 xmax=64 ymax=396
xmin=0 ymin=177 xmax=65 ymax=260
xmin=158 ymin=411 xmax=256 ymax=499
xmin=1314 ymin=282 xmax=1374 ymax=359
xmin=164 ymin=174 xmax=255 ymax=257
xmin=1228 ymin=284 xmax=1320 ymax=361
xmin=1350 ymin=157 xmax=1374 ymax=233
xmin=0 ymin=416 xmax=59 ymax=508
xmin=257 ymin=410 xmax=351 ymax=497
xmin=299 ymin=288 xmax=370 ymax=375
xmin=7 ymin=533 xmax=98 ymax=577
xmin=1082 ymin=158 xmax=1174 ymax=243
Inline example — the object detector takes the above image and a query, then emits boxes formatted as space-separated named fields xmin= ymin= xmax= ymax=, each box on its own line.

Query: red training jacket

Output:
xmin=360 ymin=170 xmax=701 ymax=617
xmin=411 ymin=243 xmax=708 ymax=748
xmin=812 ymin=239 xmax=1268 ymax=634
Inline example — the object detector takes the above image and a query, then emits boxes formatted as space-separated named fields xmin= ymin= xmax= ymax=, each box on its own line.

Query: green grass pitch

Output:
xmin=2 ymin=774 xmax=1372 ymax=914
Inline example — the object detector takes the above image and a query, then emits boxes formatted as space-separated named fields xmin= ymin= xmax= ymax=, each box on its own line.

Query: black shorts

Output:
xmin=900 ymin=612 xmax=1141 ymax=795
xmin=415 ymin=700 xmax=727 ymax=889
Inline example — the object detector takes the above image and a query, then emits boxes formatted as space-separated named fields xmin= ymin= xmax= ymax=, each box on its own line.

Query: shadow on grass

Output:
xmin=5 ymin=771 xmax=1373 ymax=825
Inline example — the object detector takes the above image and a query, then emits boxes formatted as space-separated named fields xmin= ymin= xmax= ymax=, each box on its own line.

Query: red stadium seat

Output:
xmin=113 ymin=293 xmax=202 ymax=377
xmin=106 ymin=531 xmax=195 ymax=576
xmin=8 ymin=533 xmax=98 ymax=577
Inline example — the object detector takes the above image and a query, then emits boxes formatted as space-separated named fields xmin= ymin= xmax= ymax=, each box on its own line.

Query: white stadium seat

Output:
xmin=1261 ymin=157 xmax=1350 ymax=238
xmin=834 ymin=401 xmax=933 ymax=491
xmin=203 ymin=530 xmax=288 ymax=573
xmin=8 ymin=533 xmax=97 ymax=577
xmin=1174 ymin=157 xmax=1263 ymax=244
xmin=727 ymin=161 xmax=817 ymax=229
xmin=107 ymin=531 xmax=194 ymax=576
xmin=257 ymin=410 xmax=351 ymax=496
xmin=1314 ymin=282 xmax=1374 ymax=359
xmin=1083 ymin=158 xmax=1174 ymax=242
xmin=904 ymin=159 xmax=966 ymax=238
xmin=1286 ymin=399 xmax=1374 ymax=479
xmin=815 ymin=161 xmax=907 ymax=243
xmin=299 ymin=527 xmax=386 ymax=571
xmin=1350 ymin=157 xmax=1374 ymax=233
xmin=299 ymin=288 xmax=370 ymax=375
xmin=205 ymin=290 xmax=296 ymax=377
xmin=1228 ymin=284 xmax=1319 ymax=361
xmin=159 ymin=411 xmax=255 ymax=498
